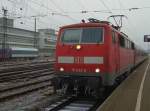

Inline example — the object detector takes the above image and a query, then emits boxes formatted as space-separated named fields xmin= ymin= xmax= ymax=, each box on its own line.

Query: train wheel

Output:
xmin=61 ymin=83 xmax=69 ymax=95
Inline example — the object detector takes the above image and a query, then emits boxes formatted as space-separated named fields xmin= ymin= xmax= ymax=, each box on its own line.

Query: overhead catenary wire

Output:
xmin=29 ymin=0 xmax=55 ymax=12
xmin=1 ymin=0 xmax=150 ymax=30
xmin=5 ymin=0 xmax=150 ymax=16
xmin=114 ymin=0 xmax=143 ymax=45
xmin=117 ymin=0 xmax=124 ymax=14
xmin=30 ymin=0 xmax=77 ymax=22
xmin=29 ymin=0 xmax=72 ymax=17
xmin=11 ymin=0 xmax=112 ymax=26
xmin=7 ymin=0 xmax=64 ymax=29
xmin=8 ymin=0 xmax=150 ymax=31
xmin=97 ymin=0 xmax=113 ymax=13
xmin=96 ymin=0 xmax=138 ymax=41
xmin=115 ymin=0 xmax=139 ymax=40
xmin=49 ymin=0 xmax=77 ymax=22
xmin=61 ymin=6 xmax=150 ymax=14
xmin=29 ymin=0 xmax=77 ymax=22
xmin=79 ymin=0 xmax=99 ymax=18
xmin=26 ymin=2 xmax=62 ymax=26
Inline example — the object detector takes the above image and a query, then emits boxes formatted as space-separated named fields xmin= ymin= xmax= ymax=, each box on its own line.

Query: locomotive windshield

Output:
xmin=61 ymin=28 xmax=103 ymax=43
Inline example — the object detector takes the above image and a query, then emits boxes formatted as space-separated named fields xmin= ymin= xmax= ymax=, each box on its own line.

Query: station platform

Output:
xmin=97 ymin=58 xmax=150 ymax=111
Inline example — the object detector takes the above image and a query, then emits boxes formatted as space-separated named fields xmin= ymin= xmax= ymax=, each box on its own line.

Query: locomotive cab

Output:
xmin=56 ymin=26 xmax=107 ymax=74
xmin=53 ymin=18 xmax=145 ymax=97
xmin=54 ymin=21 xmax=112 ymax=97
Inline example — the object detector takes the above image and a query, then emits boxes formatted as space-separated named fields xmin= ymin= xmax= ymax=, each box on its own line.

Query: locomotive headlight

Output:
xmin=60 ymin=67 xmax=64 ymax=72
xmin=95 ymin=68 xmax=100 ymax=73
xmin=76 ymin=45 xmax=81 ymax=50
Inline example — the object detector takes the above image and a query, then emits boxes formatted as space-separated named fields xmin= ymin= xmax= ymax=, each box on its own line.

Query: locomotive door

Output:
xmin=112 ymin=31 xmax=120 ymax=73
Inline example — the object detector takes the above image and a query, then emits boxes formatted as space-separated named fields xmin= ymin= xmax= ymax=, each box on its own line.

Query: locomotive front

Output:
xmin=54 ymin=23 xmax=109 ymax=96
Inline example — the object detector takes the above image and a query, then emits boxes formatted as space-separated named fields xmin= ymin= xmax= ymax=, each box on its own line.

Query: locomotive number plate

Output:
xmin=74 ymin=57 xmax=84 ymax=64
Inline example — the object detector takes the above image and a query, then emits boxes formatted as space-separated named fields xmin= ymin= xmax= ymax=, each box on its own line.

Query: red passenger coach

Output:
xmin=54 ymin=18 xmax=146 ymax=97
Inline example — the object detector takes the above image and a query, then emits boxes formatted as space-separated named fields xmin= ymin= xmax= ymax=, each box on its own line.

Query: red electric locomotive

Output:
xmin=53 ymin=18 xmax=146 ymax=97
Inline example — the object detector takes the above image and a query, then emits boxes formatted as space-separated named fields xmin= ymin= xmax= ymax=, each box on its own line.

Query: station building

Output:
xmin=38 ymin=29 xmax=56 ymax=57
xmin=0 ymin=17 xmax=56 ymax=57
xmin=0 ymin=17 xmax=36 ymax=49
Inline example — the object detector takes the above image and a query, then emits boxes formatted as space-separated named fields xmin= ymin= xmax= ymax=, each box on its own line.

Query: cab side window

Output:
xmin=131 ymin=42 xmax=135 ymax=49
xmin=119 ymin=35 xmax=125 ymax=47
xmin=112 ymin=31 xmax=116 ymax=43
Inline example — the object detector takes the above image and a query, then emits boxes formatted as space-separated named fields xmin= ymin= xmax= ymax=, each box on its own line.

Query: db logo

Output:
xmin=74 ymin=57 xmax=84 ymax=63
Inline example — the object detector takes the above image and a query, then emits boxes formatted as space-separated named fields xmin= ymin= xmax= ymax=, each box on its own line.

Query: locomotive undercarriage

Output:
xmin=52 ymin=76 xmax=104 ymax=98
xmin=52 ymin=71 xmax=131 ymax=98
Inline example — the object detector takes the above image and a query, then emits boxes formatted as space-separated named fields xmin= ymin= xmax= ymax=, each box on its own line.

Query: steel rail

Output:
xmin=43 ymin=96 xmax=99 ymax=111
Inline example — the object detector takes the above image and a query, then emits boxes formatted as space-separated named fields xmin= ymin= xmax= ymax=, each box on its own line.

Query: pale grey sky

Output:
xmin=0 ymin=0 xmax=150 ymax=50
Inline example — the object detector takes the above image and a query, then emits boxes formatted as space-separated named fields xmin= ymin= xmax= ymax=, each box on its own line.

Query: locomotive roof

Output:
xmin=60 ymin=22 xmax=133 ymax=42
xmin=60 ymin=22 xmax=110 ymax=29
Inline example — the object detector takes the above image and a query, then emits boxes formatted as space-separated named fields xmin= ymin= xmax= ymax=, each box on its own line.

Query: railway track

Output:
xmin=0 ymin=73 xmax=55 ymax=101
xmin=0 ymin=61 xmax=55 ymax=102
xmin=0 ymin=61 xmax=54 ymax=82
xmin=0 ymin=59 xmax=54 ymax=67
xmin=0 ymin=75 xmax=54 ymax=101
xmin=0 ymin=68 xmax=54 ymax=82
xmin=0 ymin=60 xmax=114 ymax=110
xmin=0 ymin=61 xmax=54 ymax=73
xmin=43 ymin=96 xmax=100 ymax=111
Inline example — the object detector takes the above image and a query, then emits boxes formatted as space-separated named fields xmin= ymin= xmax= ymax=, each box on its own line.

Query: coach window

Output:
xmin=125 ymin=39 xmax=129 ymax=48
xmin=112 ymin=31 xmax=116 ymax=43
xmin=119 ymin=35 xmax=125 ymax=48
xmin=125 ymin=39 xmax=127 ymax=48
xmin=131 ymin=42 xmax=135 ymax=49
xmin=129 ymin=41 xmax=131 ymax=49
xmin=126 ymin=40 xmax=128 ymax=48
xmin=128 ymin=41 xmax=131 ymax=49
